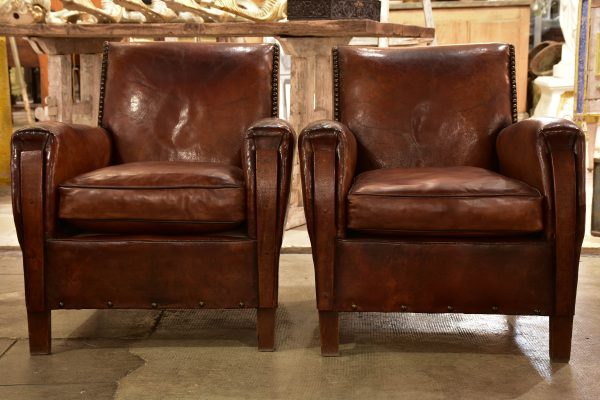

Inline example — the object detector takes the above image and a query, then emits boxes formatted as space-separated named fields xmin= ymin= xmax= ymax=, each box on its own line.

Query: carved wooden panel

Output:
xmin=288 ymin=0 xmax=381 ymax=21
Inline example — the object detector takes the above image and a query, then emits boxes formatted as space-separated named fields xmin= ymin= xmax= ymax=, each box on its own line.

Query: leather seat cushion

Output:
xmin=347 ymin=166 xmax=544 ymax=236
xmin=59 ymin=161 xmax=246 ymax=234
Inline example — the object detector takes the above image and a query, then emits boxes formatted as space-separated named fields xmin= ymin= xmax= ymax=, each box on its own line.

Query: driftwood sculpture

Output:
xmin=213 ymin=0 xmax=286 ymax=22
xmin=0 ymin=0 xmax=288 ymax=24
xmin=113 ymin=0 xmax=177 ymax=22
xmin=0 ymin=0 xmax=49 ymax=24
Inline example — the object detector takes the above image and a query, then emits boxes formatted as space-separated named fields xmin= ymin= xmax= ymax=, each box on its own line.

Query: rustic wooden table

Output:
xmin=0 ymin=20 xmax=434 ymax=227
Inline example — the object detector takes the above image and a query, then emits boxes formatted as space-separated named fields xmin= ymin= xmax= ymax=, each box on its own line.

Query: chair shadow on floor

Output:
xmin=311 ymin=312 xmax=568 ymax=375
xmin=61 ymin=301 xmax=301 ymax=351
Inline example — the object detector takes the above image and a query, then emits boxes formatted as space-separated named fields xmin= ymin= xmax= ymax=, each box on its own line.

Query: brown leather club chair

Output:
xmin=299 ymin=44 xmax=585 ymax=361
xmin=11 ymin=42 xmax=294 ymax=354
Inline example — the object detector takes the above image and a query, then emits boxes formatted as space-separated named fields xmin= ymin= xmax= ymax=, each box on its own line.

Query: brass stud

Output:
xmin=107 ymin=301 xmax=113 ymax=308
xmin=58 ymin=301 xmax=65 ymax=308
xmin=491 ymin=306 xmax=499 ymax=312
xmin=447 ymin=306 xmax=454 ymax=312
xmin=198 ymin=301 xmax=205 ymax=308
xmin=400 ymin=305 xmax=408 ymax=312
xmin=151 ymin=302 xmax=158 ymax=309
xmin=239 ymin=301 xmax=245 ymax=308
xmin=271 ymin=44 xmax=280 ymax=118
xmin=98 ymin=41 xmax=110 ymax=126
xmin=351 ymin=304 xmax=358 ymax=311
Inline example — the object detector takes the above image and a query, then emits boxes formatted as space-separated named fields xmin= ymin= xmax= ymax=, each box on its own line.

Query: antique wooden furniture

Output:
xmin=300 ymin=44 xmax=586 ymax=361
xmin=11 ymin=42 xmax=295 ymax=354
xmin=389 ymin=0 xmax=531 ymax=114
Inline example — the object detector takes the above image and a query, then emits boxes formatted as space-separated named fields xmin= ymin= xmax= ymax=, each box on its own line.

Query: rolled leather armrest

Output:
xmin=497 ymin=117 xmax=585 ymax=316
xmin=299 ymin=120 xmax=357 ymax=240
xmin=496 ymin=117 xmax=585 ymax=242
xmin=11 ymin=122 xmax=112 ymax=240
xmin=299 ymin=120 xmax=357 ymax=310
xmin=243 ymin=118 xmax=295 ymax=307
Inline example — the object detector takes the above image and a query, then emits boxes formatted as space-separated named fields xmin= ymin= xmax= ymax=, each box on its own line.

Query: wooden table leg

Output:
xmin=587 ymin=119 xmax=598 ymax=171
xmin=278 ymin=37 xmax=352 ymax=229
xmin=26 ymin=37 xmax=111 ymax=124
xmin=74 ymin=54 xmax=102 ymax=126
xmin=47 ymin=54 xmax=73 ymax=123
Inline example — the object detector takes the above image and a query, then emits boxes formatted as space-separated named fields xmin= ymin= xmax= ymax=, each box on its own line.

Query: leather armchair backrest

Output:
xmin=100 ymin=42 xmax=277 ymax=166
xmin=335 ymin=44 xmax=516 ymax=173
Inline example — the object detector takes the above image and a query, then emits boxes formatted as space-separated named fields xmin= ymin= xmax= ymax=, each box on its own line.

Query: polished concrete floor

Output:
xmin=0 ymin=251 xmax=599 ymax=399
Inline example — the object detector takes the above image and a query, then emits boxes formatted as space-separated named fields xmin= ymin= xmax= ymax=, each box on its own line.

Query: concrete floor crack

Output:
xmin=147 ymin=310 xmax=165 ymax=338
xmin=0 ymin=339 xmax=17 ymax=359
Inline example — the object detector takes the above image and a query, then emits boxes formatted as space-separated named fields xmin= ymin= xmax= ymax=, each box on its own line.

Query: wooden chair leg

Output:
xmin=319 ymin=311 xmax=339 ymax=356
xmin=257 ymin=308 xmax=276 ymax=352
xmin=27 ymin=310 xmax=51 ymax=355
xmin=550 ymin=315 xmax=574 ymax=363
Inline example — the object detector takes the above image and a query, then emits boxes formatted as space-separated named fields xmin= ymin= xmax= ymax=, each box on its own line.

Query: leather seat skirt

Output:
xmin=347 ymin=166 xmax=544 ymax=236
xmin=59 ymin=161 xmax=245 ymax=234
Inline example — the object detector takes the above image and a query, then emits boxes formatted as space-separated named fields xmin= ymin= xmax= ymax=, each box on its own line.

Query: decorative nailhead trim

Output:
xmin=333 ymin=47 xmax=340 ymax=121
xmin=271 ymin=44 xmax=280 ymax=118
xmin=98 ymin=41 xmax=110 ymax=127
xmin=508 ymin=44 xmax=518 ymax=123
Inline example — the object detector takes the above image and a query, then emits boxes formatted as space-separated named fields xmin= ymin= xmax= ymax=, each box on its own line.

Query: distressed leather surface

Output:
xmin=11 ymin=122 xmax=112 ymax=238
xmin=335 ymin=239 xmax=553 ymax=314
xmin=242 ymin=118 xmax=295 ymax=307
xmin=497 ymin=117 xmax=585 ymax=243
xmin=336 ymin=44 xmax=513 ymax=173
xmin=11 ymin=43 xmax=293 ymax=340
xmin=299 ymin=43 xmax=585 ymax=339
xmin=59 ymin=161 xmax=245 ymax=234
xmin=45 ymin=237 xmax=258 ymax=309
xmin=347 ymin=166 xmax=543 ymax=235
xmin=102 ymin=42 xmax=275 ymax=166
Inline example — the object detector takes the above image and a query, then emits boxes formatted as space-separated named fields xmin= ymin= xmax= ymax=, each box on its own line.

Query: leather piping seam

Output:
xmin=60 ymin=185 xmax=244 ymax=190
xmin=47 ymin=238 xmax=255 ymax=244
xmin=60 ymin=218 xmax=244 ymax=224
xmin=98 ymin=41 xmax=109 ymax=127
xmin=15 ymin=136 xmax=50 ymax=236
xmin=509 ymin=44 xmax=517 ymax=123
xmin=539 ymin=127 xmax=582 ymax=135
xmin=271 ymin=44 xmax=279 ymax=118
xmin=336 ymin=238 xmax=550 ymax=246
xmin=14 ymin=130 xmax=50 ymax=217
xmin=346 ymin=228 xmax=544 ymax=234
xmin=14 ymin=129 xmax=52 ymax=145
xmin=347 ymin=193 xmax=543 ymax=199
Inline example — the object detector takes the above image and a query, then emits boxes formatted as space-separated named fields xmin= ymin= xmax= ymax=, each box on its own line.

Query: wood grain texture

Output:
xmin=257 ymin=307 xmax=276 ymax=351
xmin=389 ymin=6 xmax=530 ymax=113
xmin=280 ymin=37 xmax=351 ymax=229
xmin=319 ymin=311 xmax=339 ymax=356
xmin=0 ymin=20 xmax=434 ymax=38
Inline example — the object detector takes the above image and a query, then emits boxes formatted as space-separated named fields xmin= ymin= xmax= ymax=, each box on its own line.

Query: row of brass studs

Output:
xmin=57 ymin=301 xmax=247 ymax=309
xmin=57 ymin=300 xmax=542 ymax=314
xmin=332 ymin=47 xmax=341 ymax=122
xmin=508 ymin=44 xmax=518 ymax=123
xmin=349 ymin=303 xmax=543 ymax=315
xmin=98 ymin=41 xmax=110 ymax=127
xmin=271 ymin=44 xmax=280 ymax=118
